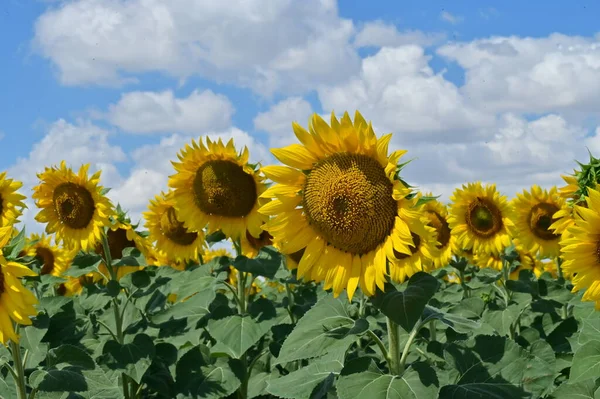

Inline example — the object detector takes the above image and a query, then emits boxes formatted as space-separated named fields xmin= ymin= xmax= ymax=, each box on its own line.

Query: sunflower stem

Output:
xmin=458 ymin=268 xmax=470 ymax=298
xmin=429 ymin=320 xmax=437 ymax=342
xmin=556 ymin=256 xmax=564 ymax=280
xmin=398 ymin=320 xmax=423 ymax=375
xmin=284 ymin=282 xmax=296 ymax=324
xmin=233 ymin=238 xmax=248 ymax=399
xmin=386 ymin=317 xmax=402 ymax=375
xmin=101 ymin=232 xmax=117 ymax=281
xmin=9 ymin=338 xmax=28 ymax=399
xmin=366 ymin=330 xmax=389 ymax=360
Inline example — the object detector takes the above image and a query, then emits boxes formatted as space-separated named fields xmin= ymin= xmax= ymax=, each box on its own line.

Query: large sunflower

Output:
xmin=24 ymin=233 xmax=74 ymax=277
xmin=0 ymin=256 xmax=38 ymax=344
xmin=259 ymin=111 xmax=423 ymax=300
xmin=560 ymin=187 xmax=600 ymax=307
xmin=144 ymin=191 xmax=204 ymax=262
xmin=511 ymin=186 xmax=564 ymax=257
xmin=169 ymin=137 xmax=267 ymax=241
xmin=448 ymin=182 xmax=514 ymax=255
xmin=32 ymin=161 xmax=114 ymax=251
xmin=421 ymin=196 xmax=454 ymax=269
xmin=0 ymin=172 xmax=26 ymax=228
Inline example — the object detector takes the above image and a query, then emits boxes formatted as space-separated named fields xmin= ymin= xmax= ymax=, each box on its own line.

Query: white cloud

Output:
xmin=253 ymin=97 xmax=314 ymax=147
xmin=106 ymin=89 xmax=234 ymax=134
xmin=318 ymin=45 xmax=495 ymax=143
xmin=440 ymin=11 xmax=464 ymax=25
xmin=438 ymin=34 xmax=600 ymax=115
xmin=354 ymin=20 xmax=445 ymax=48
xmin=33 ymin=0 xmax=360 ymax=96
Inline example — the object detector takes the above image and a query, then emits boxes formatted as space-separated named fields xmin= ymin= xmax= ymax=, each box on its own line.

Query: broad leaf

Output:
xmin=233 ymin=246 xmax=283 ymax=278
xmin=208 ymin=315 xmax=268 ymax=359
xmin=570 ymin=340 xmax=600 ymax=383
xmin=266 ymin=360 xmax=343 ymax=399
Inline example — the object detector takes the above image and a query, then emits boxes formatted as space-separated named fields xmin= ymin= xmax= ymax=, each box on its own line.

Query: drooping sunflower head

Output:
xmin=204 ymin=248 xmax=232 ymax=266
xmin=32 ymin=161 xmax=114 ymax=251
xmin=0 ymin=256 xmax=38 ymax=345
xmin=144 ymin=191 xmax=205 ymax=262
xmin=25 ymin=233 xmax=73 ymax=277
xmin=57 ymin=274 xmax=99 ymax=297
xmin=0 ymin=172 xmax=26 ymax=229
xmin=259 ymin=110 xmax=423 ymax=300
xmin=511 ymin=185 xmax=564 ymax=258
xmin=420 ymin=194 xmax=454 ymax=269
xmin=510 ymin=240 xmax=542 ymax=280
xmin=560 ymin=187 xmax=600 ymax=307
xmin=168 ymin=137 xmax=267 ymax=240
xmin=240 ymin=198 xmax=273 ymax=258
xmin=448 ymin=182 xmax=514 ymax=255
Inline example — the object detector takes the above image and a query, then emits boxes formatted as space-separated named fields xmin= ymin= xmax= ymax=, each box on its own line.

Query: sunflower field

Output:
xmin=1 ymin=111 xmax=600 ymax=399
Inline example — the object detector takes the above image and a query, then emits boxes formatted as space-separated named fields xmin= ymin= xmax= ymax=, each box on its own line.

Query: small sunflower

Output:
xmin=560 ymin=187 xmax=600 ymax=307
xmin=421 ymin=196 xmax=454 ymax=268
xmin=24 ymin=233 xmax=74 ymax=277
xmin=511 ymin=186 xmax=564 ymax=257
xmin=0 ymin=172 xmax=26 ymax=229
xmin=0 ymin=256 xmax=38 ymax=345
xmin=144 ymin=191 xmax=205 ymax=262
xmin=448 ymin=182 xmax=514 ymax=255
xmin=32 ymin=161 xmax=114 ymax=251
xmin=473 ymin=251 xmax=503 ymax=271
xmin=57 ymin=274 xmax=99 ymax=297
xmin=388 ymin=200 xmax=438 ymax=283
xmin=240 ymin=230 xmax=273 ymax=258
xmin=169 ymin=137 xmax=267 ymax=241
xmin=259 ymin=111 xmax=423 ymax=299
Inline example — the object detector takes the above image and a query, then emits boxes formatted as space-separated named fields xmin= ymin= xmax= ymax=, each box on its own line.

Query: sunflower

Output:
xmin=32 ymin=161 xmax=114 ymax=251
xmin=57 ymin=274 xmax=99 ymax=297
xmin=144 ymin=191 xmax=205 ymax=262
xmin=0 ymin=256 xmax=38 ymax=344
xmin=226 ymin=266 xmax=261 ymax=296
xmin=420 ymin=195 xmax=454 ymax=268
xmin=169 ymin=137 xmax=267 ymax=241
xmin=448 ymin=182 xmax=514 ymax=255
xmin=240 ymin=230 xmax=273 ymax=258
xmin=0 ymin=172 xmax=26 ymax=228
xmin=558 ymin=172 xmax=579 ymax=203
xmin=473 ymin=251 xmax=503 ymax=271
xmin=511 ymin=186 xmax=564 ymax=257
xmin=24 ymin=233 xmax=74 ymax=277
xmin=388 ymin=199 xmax=438 ymax=283
xmin=560 ymin=187 xmax=600 ymax=307
xmin=259 ymin=111 xmax=423 ymax=300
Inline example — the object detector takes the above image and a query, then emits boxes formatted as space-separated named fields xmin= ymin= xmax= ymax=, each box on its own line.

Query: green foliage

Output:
xmin=5 ymin=246 xmax=599 ymax=399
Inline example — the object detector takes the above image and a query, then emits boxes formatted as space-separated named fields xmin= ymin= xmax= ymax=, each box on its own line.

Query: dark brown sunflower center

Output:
xmin=53 ymin=182 xmax=95 ymax=229
xmin=528 ymin=203 xmax=560 ymax=241
xmin=394 ymin=232 xmax=421 ymax=260
xmin=0 ymin=267 xmax=4 ymax=295
xmin=193 ymin=160 xmax=257 ymax=217
xmin=303 ymin=153 xmax=396 ymax=255
xmin=104 ymin=228 xmax=136 ymax=259
xmin=426 ymin=210 xmax=451 ymax=249
xmin=596 ymin=240 xmax=600 ymax=265
xmin=246 ymin=230 xmax=273 ymax=251
xmin=466 ymin=198 xmax=503 ymax=238
xmin=160 ymin=206 xmax=198 ymax=246
xmin=37 ymin=247 xmax=56 ymax=275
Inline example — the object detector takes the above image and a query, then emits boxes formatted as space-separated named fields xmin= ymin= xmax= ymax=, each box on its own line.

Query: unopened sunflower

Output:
xmin=169 ymin=138 xmax=267 ymax=241
xmin=420 ymin=196 xmax=454 ymax=268
xmin=0 ymin=256 xmax=38 ymax=345
xmin=24 ymin=233 xmax=73 ymax=277
xmin=259 ymin=111 xmax=423 ymax=299
xmin=448 ymin=182 xmax=514 ymax=255
xmin=511 ymin=186 xmax=563 ymax=257
xmin=32 ymin=161 xmax=114 ymax=251
xmin=560 ymin=187 xmax=600 ymax=308
xmin=144 ymin=191 xmax=205 ymax=262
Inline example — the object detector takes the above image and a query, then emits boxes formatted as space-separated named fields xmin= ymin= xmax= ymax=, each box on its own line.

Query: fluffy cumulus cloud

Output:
xmin=354 ymin=20 xmax=445 ymax=48
xmin=33 ymin=0 xmax=360 ymax=95
xmin=318 ymin=45 xmax=495 ymax=143
xmin=106 ymin=89 xmax=234 ymax=134
xmin=253 ymin=97 xmax=314 ymax=147
xmin=438 ymin=34 xmax=600 ymax=116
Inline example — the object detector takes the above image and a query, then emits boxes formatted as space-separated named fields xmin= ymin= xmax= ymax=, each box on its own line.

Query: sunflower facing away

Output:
xmin=168 ymin=137 xmax=267 ymax=241
xmin=421 ymin=196 xmax=454 ymax=269
xmin=259 ymin=111 xmax=423 ymax=300
xmin=560 ymin=187 xmax=600 ymax=308
xmin=511 ymin=186 xmax=564 ymax=258
xmin=32 ymin=161 xmax=114 ymax=251
xmin=144 ymin=191 xmax=205 ymax=262
xmin=448 ymin=182 xmax=514 ymax=255
xmin=0 ymin=256 xmax=38 ymax=345
xmin=24 ymin=233 xmax=74 ymax=277
xmin=0 ymin=172 xmax=26 ymax=225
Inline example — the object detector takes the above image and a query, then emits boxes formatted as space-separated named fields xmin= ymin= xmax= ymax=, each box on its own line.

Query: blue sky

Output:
xmin=2 ymin=0 xmax=600 ymax=227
